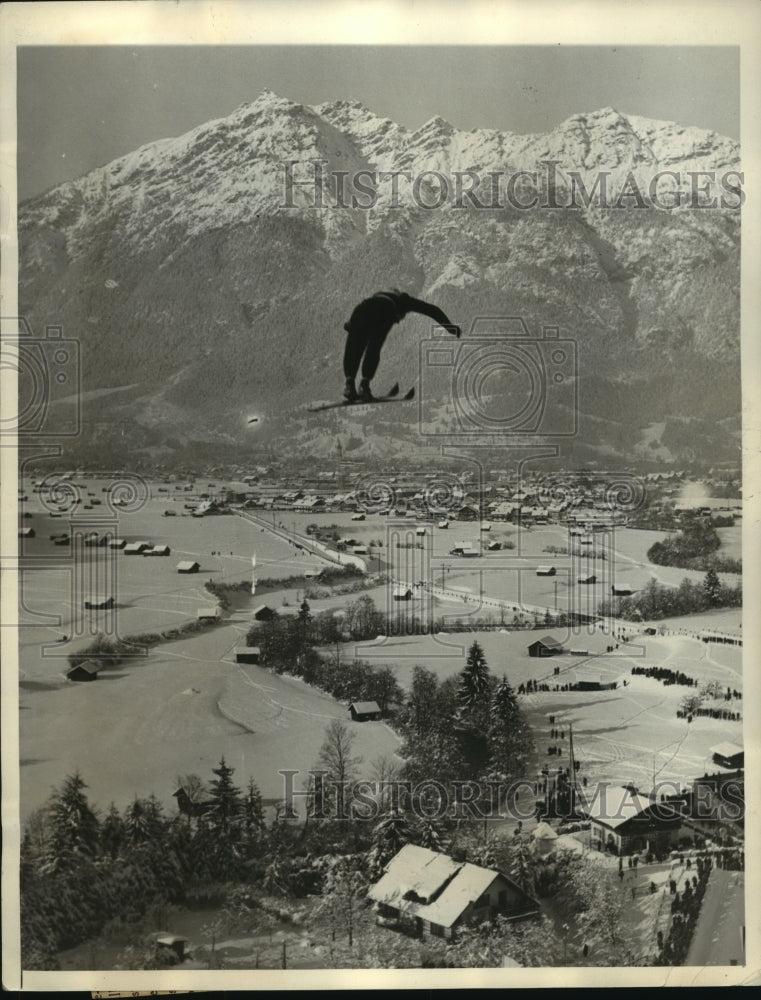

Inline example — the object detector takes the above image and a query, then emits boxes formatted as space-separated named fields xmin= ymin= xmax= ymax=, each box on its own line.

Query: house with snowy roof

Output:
xmin=581 ymin=785 xmax=681 ymax=856
xmin=367 ymin=844 xmax=538 ymax=940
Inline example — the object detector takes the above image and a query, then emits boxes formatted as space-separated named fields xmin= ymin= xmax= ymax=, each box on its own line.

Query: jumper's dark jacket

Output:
xmin=343 ymin=291 xmax=457 ymax=381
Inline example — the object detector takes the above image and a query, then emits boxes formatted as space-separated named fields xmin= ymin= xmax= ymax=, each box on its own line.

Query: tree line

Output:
xmin=21 ymin=746 xmax=646 ymax=970
xmin=246 ymin=598 xmax=403 ymax=712
xmin=647 ymin=517 xmax=741 ymax=573
xmin=598 ymin=573 xmax=741 ymax=621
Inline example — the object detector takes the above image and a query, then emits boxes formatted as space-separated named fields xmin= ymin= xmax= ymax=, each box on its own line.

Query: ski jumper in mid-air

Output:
xmin=342 ymin=290 xmax=461 ymax=401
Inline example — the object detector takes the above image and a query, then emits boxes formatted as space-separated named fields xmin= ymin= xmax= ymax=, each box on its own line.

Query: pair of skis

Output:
xmin=307 ymin=382 xmax=415 ymax=413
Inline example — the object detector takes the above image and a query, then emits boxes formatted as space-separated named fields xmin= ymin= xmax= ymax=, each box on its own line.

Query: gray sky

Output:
xmin=17 ymin=45 xmax=739 ymax=202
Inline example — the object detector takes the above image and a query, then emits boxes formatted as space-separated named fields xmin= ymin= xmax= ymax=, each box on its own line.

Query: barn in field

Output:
xmin=368 ymin=845 xmax=538 ymax=940
xmin=349 ymin=701 xmax=381 ymax=721
xmin=197 ymin=607 xmax=221 ymax=622
xmin=393 ymin=586 xmax=413 ymax=601
xmin=536 ymin=566 xmax=556 ymax=577
xmin=235 ymin=647 xmax=261 ymax=665
xmin=253 ymin=604 xmax=278 ymax=622
xmin=124 ymin=541 xmax=149 ymax=555
xmin=527 ymin=636 xmax=564 ymax=657
xmin=66 ymin=660 xmax=102 ymax=682
xmin=177 ymin=560 xmax=200 ymax=573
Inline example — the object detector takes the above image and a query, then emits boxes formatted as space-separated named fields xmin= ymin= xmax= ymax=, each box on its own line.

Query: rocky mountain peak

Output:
xmin=17 ymin=92 xmax=740 ymax=463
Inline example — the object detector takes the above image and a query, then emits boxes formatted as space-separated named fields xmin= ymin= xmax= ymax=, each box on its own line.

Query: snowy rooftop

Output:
xmin=581 ymin=786 xmax=658 ymax=830
xmin=710 ymin=742 xmax=744 ymax=758
xmin=532 ymin=822 xmax=558 ymax=841
xmin=368 ymin=844 xmax=500 ymax=928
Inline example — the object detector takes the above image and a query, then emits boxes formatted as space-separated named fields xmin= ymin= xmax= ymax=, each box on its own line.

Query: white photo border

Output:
xmin=2 ymin=0 xmax=760 ymax=990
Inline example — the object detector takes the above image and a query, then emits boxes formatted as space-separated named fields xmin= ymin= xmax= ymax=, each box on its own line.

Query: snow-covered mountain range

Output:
xmin=18 ymin=91 xmax=741 ymax=466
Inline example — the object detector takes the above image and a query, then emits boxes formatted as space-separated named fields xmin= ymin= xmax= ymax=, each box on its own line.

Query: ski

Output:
xmin=307 ymin=384 xmax=415 ymax=413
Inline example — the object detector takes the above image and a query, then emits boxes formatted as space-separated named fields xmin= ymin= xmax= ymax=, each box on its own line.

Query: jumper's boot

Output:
xmin=343 ymin=378 xmax=358 ymax=402
xmin=358 ymin=379 xmax=374 ymax=402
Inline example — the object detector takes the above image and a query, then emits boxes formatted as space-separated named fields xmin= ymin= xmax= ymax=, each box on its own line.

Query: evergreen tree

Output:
xmin=205 ymin=757 xmax=244 ymax=837
xmin=366 ymin=809 xmax=413 ymax=877
xmin=243 ymin=777 xmax=265 ymax=844
xmin=100 ymin=802 xmax=126 ymax=859
xmin=295 ymin=599 xmax=314 ymax=665
xmin=202 ymin=757 xmax=244 ymax=878
xmin=44 ymin=772 xmax=100 ymax=871
xmin=414 ymin=817 xmax=446 ymax=854
xmin=703 ymin=567 xmax=721 ymax=606
xmin=488 ymin=675 xmax=534 ymax=782
xmin=124 ymin=795 xmax=164 ymax=846
xmin=406 ymin=665 xmax=440 ymax=736
xmin=507 ymin=837 xmax=535 ymax=894
xmin=457 ymin=641 xmax=491 ymax=732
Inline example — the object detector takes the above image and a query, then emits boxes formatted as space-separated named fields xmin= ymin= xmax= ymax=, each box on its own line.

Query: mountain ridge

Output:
xmin=18 ymin=90 xmax=741 ymax=468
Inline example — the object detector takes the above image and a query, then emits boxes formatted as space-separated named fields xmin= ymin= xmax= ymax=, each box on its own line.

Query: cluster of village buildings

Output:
xmin=20 ymin=464 xmax=740 ymax=531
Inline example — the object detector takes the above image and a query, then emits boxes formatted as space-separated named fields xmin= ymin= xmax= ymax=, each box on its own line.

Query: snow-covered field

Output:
xmin=19 ymin=619 xmax=402 ymax=820
xmin=17 ymin=485 xmax=743 ymax=822
xmin=345 ymin=626 xmax=742 ymax=791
